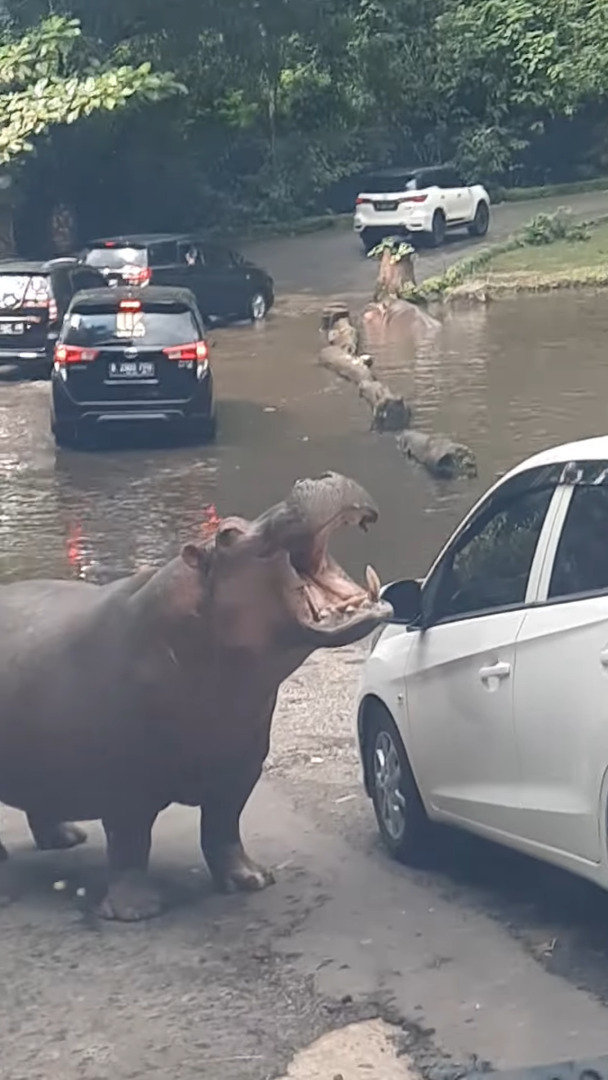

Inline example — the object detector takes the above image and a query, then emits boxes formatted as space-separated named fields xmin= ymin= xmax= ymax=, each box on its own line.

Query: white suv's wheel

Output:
xmin=429 ymin=210 xmax=446 ymax=248
xmin=364 ymin=704 xmax=431 ymax=864
xmin=468 ymin=201 xmax=490 ymax=237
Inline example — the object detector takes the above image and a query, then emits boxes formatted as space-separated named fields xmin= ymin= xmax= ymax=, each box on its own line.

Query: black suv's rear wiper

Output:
xmin=91 ymin=339 xmax=135 ymax=347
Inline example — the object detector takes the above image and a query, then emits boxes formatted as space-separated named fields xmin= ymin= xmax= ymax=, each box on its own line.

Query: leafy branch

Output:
xmin=0 ymin=15 xmax=184 ymax=165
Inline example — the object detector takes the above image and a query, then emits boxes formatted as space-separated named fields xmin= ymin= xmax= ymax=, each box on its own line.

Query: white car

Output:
xmin=357 ymin=435 xmax=608 ymax=891
xmin=353 ymin=164 xmax=490 ymax=252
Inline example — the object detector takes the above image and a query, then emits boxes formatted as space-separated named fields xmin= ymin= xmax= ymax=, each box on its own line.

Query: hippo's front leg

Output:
xmin=200 ymin=755 xmax=275 ymax=894
xmin=27 ymin=815 xmax=87 ymax=852
xmin=97 ymin=808 xmax=162 ymax=922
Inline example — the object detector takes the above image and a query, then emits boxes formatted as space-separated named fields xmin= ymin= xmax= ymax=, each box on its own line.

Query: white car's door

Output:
xmin=512 ymin=465 xmax=608 ymax=865
xmin=405 ymin=468 xmax=563 ymax=836
xmin=440 ymin=167 xmax=474 ymax=223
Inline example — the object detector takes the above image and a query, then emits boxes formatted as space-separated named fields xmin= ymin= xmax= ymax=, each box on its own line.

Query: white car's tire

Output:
xmin=468 ymin=200 xmax=490 ymax=237
xmin=364 ymin=703 xmax=432 ymax=864
xmin=428 ymin=210 xmax=446 ymax=248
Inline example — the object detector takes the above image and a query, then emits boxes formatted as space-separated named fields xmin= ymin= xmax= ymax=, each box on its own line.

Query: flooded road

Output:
xmin=3 ymin=199 xmax=608 ymax=589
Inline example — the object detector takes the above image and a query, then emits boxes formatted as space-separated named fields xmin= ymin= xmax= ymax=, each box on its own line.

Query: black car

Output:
xmin=50 ymin=286 xmax=216 ymax=447
xmin=0 ymin=258 xmax=106 ymax=376
xmin=79 ymin=233 xmax=275 ymax=324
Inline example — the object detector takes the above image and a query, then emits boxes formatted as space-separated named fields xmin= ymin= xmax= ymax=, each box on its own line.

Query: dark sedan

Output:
xmin=79 ymin=233 xmax=274 ymax=324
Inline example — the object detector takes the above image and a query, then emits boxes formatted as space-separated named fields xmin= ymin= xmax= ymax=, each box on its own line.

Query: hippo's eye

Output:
xmin=216 ymin=525 xmax=243 ymax=549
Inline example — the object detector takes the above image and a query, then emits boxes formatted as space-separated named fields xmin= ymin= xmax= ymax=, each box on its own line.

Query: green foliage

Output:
xmin=367 ymin=238 xmax=415 ymax=262
xmin=516 ymin=209 xmax=590 ymax=246
xmin=5 ymin=0 xmax=608 ymax=238
xmin=0 ymin=14 xmax=180 ymax=165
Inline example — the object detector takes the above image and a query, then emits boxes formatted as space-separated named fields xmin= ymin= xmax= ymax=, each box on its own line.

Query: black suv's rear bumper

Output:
xmin=0 ymin=344 xmax=53 ymax=374
xmin=51 ymin=370 xmax=215 ymax=433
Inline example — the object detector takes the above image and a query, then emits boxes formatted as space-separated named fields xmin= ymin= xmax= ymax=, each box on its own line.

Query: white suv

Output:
xmin=354 ymin=165 xmax=490 ymax=252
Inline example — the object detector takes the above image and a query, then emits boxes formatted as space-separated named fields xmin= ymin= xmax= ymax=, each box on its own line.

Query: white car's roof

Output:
xmin=507 ymin=435 xmax=608 ymax=479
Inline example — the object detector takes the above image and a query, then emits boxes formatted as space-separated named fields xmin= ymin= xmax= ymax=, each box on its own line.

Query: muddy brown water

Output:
xmin=0 ymin=233 xmax=606 ymax=587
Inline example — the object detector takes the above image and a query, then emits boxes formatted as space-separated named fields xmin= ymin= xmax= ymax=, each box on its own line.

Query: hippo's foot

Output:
xmin=96 ymin=872 xmax=163 ymax=922
xmin=30 ymin=820 xmax=88 ymax=852
xmin=208 ymin=845 xmax=275 ymax=894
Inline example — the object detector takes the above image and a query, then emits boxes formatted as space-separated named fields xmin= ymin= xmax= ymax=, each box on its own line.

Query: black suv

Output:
xmin=50 ymin=286 xmax=216 ymax=447
xmin=79 ymin=233 xmax=275 ymax=324
xmin=0 ymin=258 xmax=105 ymax=376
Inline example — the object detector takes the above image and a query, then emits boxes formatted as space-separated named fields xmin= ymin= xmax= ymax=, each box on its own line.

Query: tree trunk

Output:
xmin=319 ymin=308 xmax=411 ymax=432
xmin=374 ymin=247 xmax=416 ymax=302
xmin=397 ymin=430 xmax=477 ymax=478
xmin=50 ymin=203 xmax=78 ymax=255
xmin=0 ymin=204 xmax=15 ymax=257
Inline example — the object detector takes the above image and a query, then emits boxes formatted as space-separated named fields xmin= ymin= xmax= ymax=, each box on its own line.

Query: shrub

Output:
xmin=517 ymin=208 xmax=590 ymax=246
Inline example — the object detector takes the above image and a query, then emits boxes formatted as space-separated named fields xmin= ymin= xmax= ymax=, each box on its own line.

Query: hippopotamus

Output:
xmin=0 ymin=473 xmax=390 ymax=921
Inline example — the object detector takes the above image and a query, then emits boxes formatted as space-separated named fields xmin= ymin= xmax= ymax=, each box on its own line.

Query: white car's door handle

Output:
xmin=479 ymin=661 xmax=511 ymax=681
xmin=600 ymin=647 xmax=608 ymax=667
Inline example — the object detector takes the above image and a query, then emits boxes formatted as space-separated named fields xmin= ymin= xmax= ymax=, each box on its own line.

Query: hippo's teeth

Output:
xmin=365 ymin=564 xmax=381 ymax=602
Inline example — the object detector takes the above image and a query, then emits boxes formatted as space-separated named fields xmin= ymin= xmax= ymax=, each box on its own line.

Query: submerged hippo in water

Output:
xmin=0 ymin=473 xmax=390 ymax=921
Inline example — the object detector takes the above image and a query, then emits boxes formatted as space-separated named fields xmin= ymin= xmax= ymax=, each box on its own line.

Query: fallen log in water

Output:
xmin=314 ymin=260 xmax=474 ymax=481
xmin=397 ymin=429 xmax=477 ymax=479
xmin=319 ymin=308 xmax=411 ymax=432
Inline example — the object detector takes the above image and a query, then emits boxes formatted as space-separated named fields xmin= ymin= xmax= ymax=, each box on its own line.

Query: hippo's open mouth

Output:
xmin=287 ymin=504 xmax=392 ymax=638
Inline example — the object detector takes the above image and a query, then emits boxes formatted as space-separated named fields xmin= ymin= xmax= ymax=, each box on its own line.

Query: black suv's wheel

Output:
xmin=364 ymin=704 xmax=431 ymax=864
xmin=468 ymin=201 xmax=490 ymax=238
xmin=429 ymin=210 xmax=446 ymax=248
xmin=250 ymin=292 xmax=267 ymax=322
xmin=52 ymin=420 xmax=78 ymax=449
xmin=187 ymin=412 xmax=217 ymax=443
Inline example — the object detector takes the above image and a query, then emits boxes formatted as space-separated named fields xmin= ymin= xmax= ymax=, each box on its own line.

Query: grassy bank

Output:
xmin=406 ymin=213 xmax=608 ymax=303
xmin=495 ymin=177 xmax=608 ymax=203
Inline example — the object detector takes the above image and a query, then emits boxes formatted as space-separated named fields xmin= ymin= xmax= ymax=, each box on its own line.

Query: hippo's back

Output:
xmin=0 ymin=573 xmax=161 ymax=818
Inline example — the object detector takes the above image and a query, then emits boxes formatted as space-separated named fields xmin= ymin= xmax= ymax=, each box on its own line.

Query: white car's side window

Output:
xmin=422 ymin=470 xmax=562 ymax=625
xmin=549 ymin=482 xmax=608 ymax=599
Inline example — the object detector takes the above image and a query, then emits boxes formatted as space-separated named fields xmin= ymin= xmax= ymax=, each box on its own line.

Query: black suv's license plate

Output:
xmin=108 ymin=360 xmax=155 ymax=379
xmin=0 ymin=321 xmax=25 ymax=335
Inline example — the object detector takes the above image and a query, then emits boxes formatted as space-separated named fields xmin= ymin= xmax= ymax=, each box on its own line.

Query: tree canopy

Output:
xmin=4 ymin=0 xmax=608 ymax=247
xmin=0 ymin=14 xmax=180 ymax=165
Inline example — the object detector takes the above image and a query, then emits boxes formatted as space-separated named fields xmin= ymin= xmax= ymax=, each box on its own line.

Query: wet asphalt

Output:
xmin=3 ymin=191 xmax=608 ymax=1078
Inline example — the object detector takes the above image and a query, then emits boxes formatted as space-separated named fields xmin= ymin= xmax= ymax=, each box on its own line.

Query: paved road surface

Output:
xmin=3 ymin=190 xmax=608 ymax=1080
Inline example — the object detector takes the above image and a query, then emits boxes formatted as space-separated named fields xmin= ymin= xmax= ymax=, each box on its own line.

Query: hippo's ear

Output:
xmin=181 ymin=543 xmax=211 ymax=572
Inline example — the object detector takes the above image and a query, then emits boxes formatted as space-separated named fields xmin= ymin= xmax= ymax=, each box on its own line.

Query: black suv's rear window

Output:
xmin=0 ymin=273 xmax=50 ymax=309
xmin=363 ymin=173 xmax=417 ymax=193
xmin=64 ymin=306 xmax=200 ymax=347
xmin=84 ymin=246 xmax=147 ymax=271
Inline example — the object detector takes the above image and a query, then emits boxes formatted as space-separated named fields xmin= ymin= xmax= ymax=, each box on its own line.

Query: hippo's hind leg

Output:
xmin=96 ymin=807 xmax=162 ymax=922
xmin=200 ymin=753 xmax=275 ymax=894
xmin=27 ymin=815 xmax=87 ymax=852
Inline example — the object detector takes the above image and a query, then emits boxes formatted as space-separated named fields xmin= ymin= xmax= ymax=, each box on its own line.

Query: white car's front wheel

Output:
xmin=364 ymin=704 xmax=431 ymax=864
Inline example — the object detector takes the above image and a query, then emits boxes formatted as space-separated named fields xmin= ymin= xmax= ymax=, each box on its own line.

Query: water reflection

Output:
xmin=0 ymin=290 xmax=606 ymax=587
